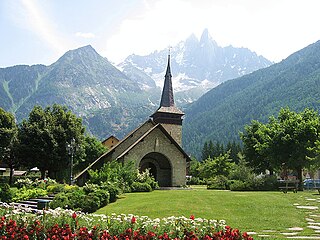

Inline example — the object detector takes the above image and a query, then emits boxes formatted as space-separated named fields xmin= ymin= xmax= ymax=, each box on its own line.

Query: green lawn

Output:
xmin=95 ymin=186 xmax=320 ymax=238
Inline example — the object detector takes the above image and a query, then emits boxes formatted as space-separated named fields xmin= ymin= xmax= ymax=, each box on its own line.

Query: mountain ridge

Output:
xmin=183 ymin=40 xmax=320 ymax=157
xmin=0 ymin=32 xmax=272 ymax=141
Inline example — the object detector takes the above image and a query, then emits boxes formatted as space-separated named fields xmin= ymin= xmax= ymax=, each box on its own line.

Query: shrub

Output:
xmin=131 ymin=182 xmax=152 ymax=192
xmin=82 ymin=194 xmax=100 ymax=213
xmin=50 ymin=192 xmax=70 ymax=209
xmin=83 ymin=184 xmax=110 ymax=207
xmin=12 ymin=188 xmax=47 ymax=202
xmin=260 ymin=175 xmax=279 ymax=190
xmin=229 ymin=180 xmax=248 ymax=191
xmin=46 ymin=183 xmax=65 ymax=194
xmin=14 ymin=178 xmax=34 ymax=189
xmin=101 ymin=182 xmax=121 ymax=203
xmin=207 ymin=175 xmax=229 ymax=190
xmin=186 ymin=176 xmax=206 ymax=185
xmin=0 ymin=183 xmax=13 ymax=202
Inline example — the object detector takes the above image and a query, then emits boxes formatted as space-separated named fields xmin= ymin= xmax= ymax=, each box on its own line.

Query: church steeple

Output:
xmin=151 ymin=52 xmax=184 ymax=145
xmin=160 ymin=54 xmax=174 ymax=107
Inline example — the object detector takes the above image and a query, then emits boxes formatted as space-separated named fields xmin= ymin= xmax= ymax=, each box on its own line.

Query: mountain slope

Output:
xmin=183 ymin=40 xmax=320 ymax=157
xmin=0 ymin=46 xmax=159 ymax=139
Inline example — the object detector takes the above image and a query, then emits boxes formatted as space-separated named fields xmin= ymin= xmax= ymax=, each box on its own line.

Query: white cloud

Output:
xmin=75 ymin=32 xmax=96 ymax=39
xmin=20 ymin=0 xmax=72 ymax=55
xmin=104 ymin=0 xmax=320 ymax=63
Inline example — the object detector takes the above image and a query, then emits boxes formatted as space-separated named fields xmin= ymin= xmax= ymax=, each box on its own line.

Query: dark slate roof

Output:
xmin=156 ymin=106 xmax=184 ymax=115
xmin=159 ymin=55 xmax=175 ymax=107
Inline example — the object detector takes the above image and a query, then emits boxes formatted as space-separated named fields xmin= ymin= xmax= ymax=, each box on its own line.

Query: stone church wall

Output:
xmin=122 ymin=128 xmax=187 ymax=186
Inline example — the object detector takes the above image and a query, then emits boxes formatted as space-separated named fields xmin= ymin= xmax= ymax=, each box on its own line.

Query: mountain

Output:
xmin=123 ymin=28 xmax=272 ymax=104
xmin=183 ymin=40 xmax=320 ymax=158
xmin=0 ymin=45 xmax=159 ymax=139
xmin=0 ymin=34 xmax=272 ymax=142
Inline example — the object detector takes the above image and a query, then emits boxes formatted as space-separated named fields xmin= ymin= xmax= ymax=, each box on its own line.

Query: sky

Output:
xmin=1 ymin=0 xmax=320 ymax=67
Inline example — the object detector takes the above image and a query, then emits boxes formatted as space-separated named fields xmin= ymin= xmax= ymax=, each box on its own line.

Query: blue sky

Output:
xmin=1 ymin=0 xmax=320 ymax=67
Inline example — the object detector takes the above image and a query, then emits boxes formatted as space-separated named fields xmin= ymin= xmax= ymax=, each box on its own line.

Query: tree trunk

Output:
xmin=296 ymin=166 xmax=303 ymax=191
xmin=9 ymin=166 xmax=14 ymax=186
xmin=41 ymin=170 xmax=46 ymax=179
xmin=269 ymin=169 xmax=274 ymax=175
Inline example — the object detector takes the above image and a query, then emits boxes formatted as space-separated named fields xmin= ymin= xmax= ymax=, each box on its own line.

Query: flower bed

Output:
xmin=0 ymin=203 xmax=253 ymax=239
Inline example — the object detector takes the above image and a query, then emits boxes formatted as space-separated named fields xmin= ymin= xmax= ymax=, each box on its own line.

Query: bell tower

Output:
xmin=151 ymin=53 xmax=184 ymax=145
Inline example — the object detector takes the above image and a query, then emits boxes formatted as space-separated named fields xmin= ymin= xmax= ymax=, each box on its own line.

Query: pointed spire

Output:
xmin=160 ymin=51 xmax=175 ymax=107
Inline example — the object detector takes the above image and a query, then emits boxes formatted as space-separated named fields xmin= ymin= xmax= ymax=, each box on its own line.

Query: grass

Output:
xmin=95 ymin=186 xmax=320 ymax=239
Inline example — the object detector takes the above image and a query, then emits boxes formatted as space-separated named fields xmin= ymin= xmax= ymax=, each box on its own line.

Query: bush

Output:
xmin=12 ymin=188 xmax=47 ymax=202
xmin=46 ymin=184 xmax=65 ymax=194
xmin=83 ymin=184 xmax=110 ymax=207
xmin=131 ymin=182 xmax=152 ymax=192
xmin=260 ymin=175 xmax=279 ymax=191
xmin=82 ymin=194 xmax=100 ymax=213
xmin=50 ymin=192 xmax=70 ymax=209
xmin=101 ymin=182 xmax=121 ymax=203
xmin=207 ymin=175 xmax=229 ymax=190
xmin=186 ymin=176 xmax=206 ymax=185
xmin=0 ymin=184 xmax=13 ymax=202
xmin=229 ymin=180 xmax=249 ymax=191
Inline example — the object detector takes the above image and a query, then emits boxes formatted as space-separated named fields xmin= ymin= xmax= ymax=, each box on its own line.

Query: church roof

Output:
xmin=116 ymin=123 xmax=190 ymax=160
xmin=159 ymin=54 xmax=175 ymax=108
xmin=74 ymin=119 xmax=190 ymax=181
xmin=151 ymin=54 xmax=184 ymax=118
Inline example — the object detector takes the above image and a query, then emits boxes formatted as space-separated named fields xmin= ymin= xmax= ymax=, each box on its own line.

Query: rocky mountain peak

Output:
xmin=199 ymin=28 xmax=218 ymax=48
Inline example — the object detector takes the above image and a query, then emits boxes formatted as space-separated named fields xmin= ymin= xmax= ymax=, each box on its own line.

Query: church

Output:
xmin=75 ymin=54 xmax=190 ymax=187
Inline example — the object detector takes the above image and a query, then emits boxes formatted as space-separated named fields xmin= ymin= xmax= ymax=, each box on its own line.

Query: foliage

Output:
xmin=228 ymin=156 xmax=255 ymax=182
xmin=12 ymin=187 xmax=47 ymax=202
xmin=0 ymin=183 xmax=13 ymax=202
xmin=100 ymin=182 xmax=121 ymax=203
xmin=241 ymin=108 xmax=320 ymax=187
xmin=207 ymin=175 xmax=229 ymax=190
xmin=75 ymin=135 xmax=107 ymax=173
xmin=50 ymin=183 xmax=111 ymax=213
xmin=0 ymin=107 xmax=18 ymax=185
xmin=135 ymin=168 xmax=159 ymax=190
xmin=88 ymin=160 xmax=136 ymax=192
xmin=17 ymin=104 xmax=86 ymax=181
xmin=88 ymin=160 xmax=158 ymax=194
xmin=201 ymin=140 xmax=242 ymax=163
xmin=199 ymin=152 xmax=234 ymax=179
xmin=131 ymin=182 xmax=152 ymax=192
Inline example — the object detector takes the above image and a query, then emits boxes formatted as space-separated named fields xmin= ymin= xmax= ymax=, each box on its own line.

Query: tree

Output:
xmin=18 ymin=105 xmax=86 ymax=181
xmin=241 ymin=108 xmax=320 ymax=188
xmin=240 ymin=120 xmax=274 ymax=174
xmin=74 ymin=135 xmax=107 ymax=173
xmin=0 ymin=108 xmax=18 ymax=185
xmin=199 ymin=152 xmax=234 ymax=179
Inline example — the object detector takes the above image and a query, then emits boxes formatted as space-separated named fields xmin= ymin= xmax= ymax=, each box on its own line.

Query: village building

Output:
xmin=102 ymin=135 xmax=119 ymax=149
xmin=75 ymin=54 xmax=191 ymax=187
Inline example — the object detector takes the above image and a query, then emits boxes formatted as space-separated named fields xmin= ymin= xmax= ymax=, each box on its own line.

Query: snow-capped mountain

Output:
xmin=122 ymin=29 xmax=272 ymax=102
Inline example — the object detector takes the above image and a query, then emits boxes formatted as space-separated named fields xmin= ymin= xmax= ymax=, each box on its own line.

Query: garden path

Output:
xmin=247 ymin=192 xmax=320 ymax=239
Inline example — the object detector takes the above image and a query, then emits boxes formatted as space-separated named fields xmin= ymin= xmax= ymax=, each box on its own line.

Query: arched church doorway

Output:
xmin=139 ymin=152 xmax=172 ymax=187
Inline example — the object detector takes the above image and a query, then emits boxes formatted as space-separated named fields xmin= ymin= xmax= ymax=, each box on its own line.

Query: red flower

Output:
xmin=131 ymin=216 xmax=136 ymax=224
xmin=190 ymin=215 xmax=195 ymax=220
xmin=72 ymin=212 xmax=77 ymax=219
